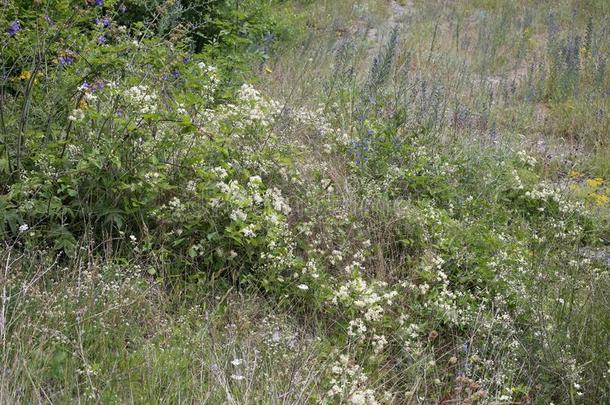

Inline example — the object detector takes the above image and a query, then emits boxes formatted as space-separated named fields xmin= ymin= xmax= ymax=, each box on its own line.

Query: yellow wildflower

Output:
xmin=568 ymin=170 xmax=581 ymax=178
xmin=586 ymin=178 xmax=604 ymax=189
xmin=19 ymin=70 xmax=32 ymax=80
xmin=579 ymin=47 xmax=588 ymax=60
xmin=591 ymin=193 xmax=610 ymax=206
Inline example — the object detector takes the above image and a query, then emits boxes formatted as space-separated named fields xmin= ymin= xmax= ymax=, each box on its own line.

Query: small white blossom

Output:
xmin=68 ymin=109 xmax=85 ymax=122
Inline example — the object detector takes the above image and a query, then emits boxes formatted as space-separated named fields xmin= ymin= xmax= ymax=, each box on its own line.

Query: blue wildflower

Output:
xmin=7 ymin=20 xmax=21 ymax=36
xmin=95 ymin=0 xmax=104 ymax=6
xmin=59 ymin=56 xmax=74 ymax=66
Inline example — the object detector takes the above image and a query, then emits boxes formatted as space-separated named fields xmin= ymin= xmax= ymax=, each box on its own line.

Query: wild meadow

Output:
xmin=1 ymin=0 xmax=609 ymax=403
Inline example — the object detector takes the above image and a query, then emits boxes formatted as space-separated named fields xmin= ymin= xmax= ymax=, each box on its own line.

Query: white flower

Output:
xmin=68 ymin=109 xmax=84 ymax=122
xmin=84 ymin=92 xmax=98 ymax=102
xmin=18 ymin=223 xmax=29 ymax=233
xmin=348 ymin=318 xmax=367 ymax=336
xmin=230 ymin=374 xmax=245 ymax=381
xmin=212 ymin=167 xmax=228 ymax=179
xmin=230 ymin=209 xmax=247 ymax=222
xmin=241 ymin=225 xmax=256 ymax=238
xmin=125 ymin=85 xmax=157 ymax=114
xmin=349 ymin=392 xmax=366 ymax=404
xmin=297 ymin=284 xmax=309 ymax=291
xmin=372 ymin=334 xmax=387 ymax=354
xmin=248 ymin=175 xmax=262 ymax=187
xmin=231 ymin=358 xmax=243 ymax=366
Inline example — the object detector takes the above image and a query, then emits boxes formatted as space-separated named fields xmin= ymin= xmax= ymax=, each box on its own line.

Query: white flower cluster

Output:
xmin=209 ymin=169 xmax=293 ymax=246
xmin=333 ymin=276 xmax=397 ymax=322
xmin=125 ymin=85 xmax=158 ymax=114
xmin=524 ymin=181 xmax=583 ymax=214
xmin=331 ymin=274 xmax=397 ymax=357
xmin=289 ymin=104 xmax=352 ymax=148
xmin=196 ymin=62 xmax=220 ymax=103
xmin=225 ymin=84 xmax=282 ymax=129
xmin=419 ymin=253 xmax=465 ymax=325
xmin=326 ymin=354 xmax=380 ymax=404
xmin=68 ymin=109 xmax=85 ymax=122
xmin=266 ymin=187 xmax=292 ymax=215
xmin=516 ymin=150 xmax=537 ymax=167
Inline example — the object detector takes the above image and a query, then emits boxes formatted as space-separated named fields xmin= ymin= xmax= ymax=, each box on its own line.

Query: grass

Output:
xmin=1 ymin=258 xmax=327 ymax=403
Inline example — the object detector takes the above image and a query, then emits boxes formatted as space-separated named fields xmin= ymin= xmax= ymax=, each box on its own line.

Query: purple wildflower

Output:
xmin=59 ymin=56 xmax=74 ymax=66
xmin=95 ymin=80 xmax=105 ymax=90
xmin=7 ymin=20 xmax=21 ymax=37
xmin=97 ymin=35 xmax=106 ymax=44
xmin=172 ymin=70 xmax=180 ymax=79
xmin=161 ymin=74 xmax=168 ymax=81
xmin=95 ymin=0 xmax=104 ymax=6
xmin=45 ymin=15 xmax=54 ymax=26
xmin=102 ymin=18 xmax=110 ymax=27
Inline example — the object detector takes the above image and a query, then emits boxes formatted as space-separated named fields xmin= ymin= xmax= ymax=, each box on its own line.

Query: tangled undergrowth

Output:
xmin=1 ymin=0 xmax=609 ymax=403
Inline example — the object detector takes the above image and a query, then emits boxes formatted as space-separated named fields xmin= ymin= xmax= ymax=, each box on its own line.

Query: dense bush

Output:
xmin=0 ymin=0 xmax=295 ymax=265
